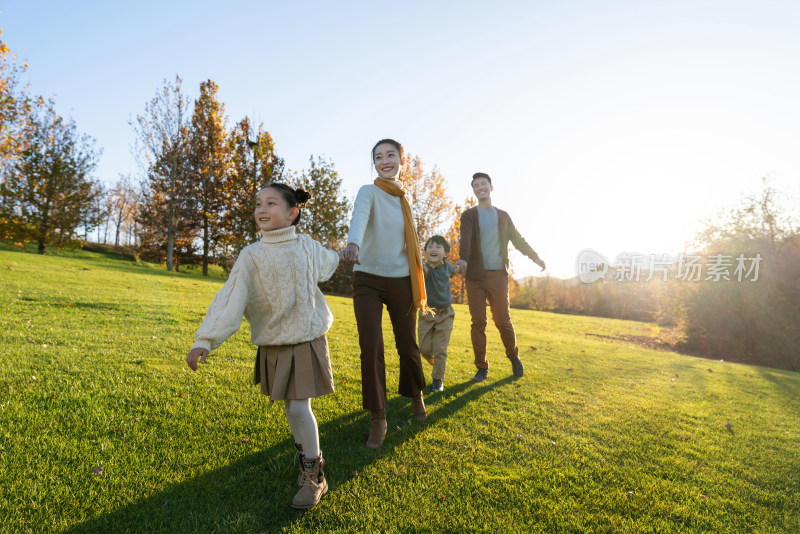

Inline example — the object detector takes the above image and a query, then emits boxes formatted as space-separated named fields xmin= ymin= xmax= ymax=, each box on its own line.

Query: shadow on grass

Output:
xmin=752 ymin=365 xmax=800 ymax=403
xmin=1 ymin=245 xmax=228 ymax=281
xmin=64 ymin=376 xmax=515 ymax=533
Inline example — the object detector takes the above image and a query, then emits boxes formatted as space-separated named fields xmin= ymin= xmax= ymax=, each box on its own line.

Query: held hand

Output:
xmin=186 ymin=347 xmax=209 ymax=371
xmin=456 ymin=259 xmax=467 ymax=275
xmin=535 ymin=258 xmax=547 ymax=271
xmin=339 ymin=243 xmax=361 ymax=265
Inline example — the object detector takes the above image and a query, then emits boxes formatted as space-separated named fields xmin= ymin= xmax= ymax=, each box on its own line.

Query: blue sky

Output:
xmin=3 ymin=0 xmax=799 ymax=278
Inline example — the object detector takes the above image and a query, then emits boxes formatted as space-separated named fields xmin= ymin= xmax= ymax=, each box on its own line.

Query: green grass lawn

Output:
xmin=1 ymin=244 xmax=798 ymax=533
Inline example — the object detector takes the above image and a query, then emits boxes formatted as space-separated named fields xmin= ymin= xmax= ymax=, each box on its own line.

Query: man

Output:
xmin=456 ymin=172 xmax=546 ymax=382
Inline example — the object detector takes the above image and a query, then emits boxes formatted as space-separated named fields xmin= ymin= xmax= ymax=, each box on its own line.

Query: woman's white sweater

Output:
xmin=191 ymin=226 xmax=339 ymax=351
xmin=347 ymin=184 xmax=410 ymax=278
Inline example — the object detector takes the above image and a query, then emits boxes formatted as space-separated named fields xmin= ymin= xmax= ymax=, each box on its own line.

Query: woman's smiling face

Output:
xmin=373 ymin=142 xmax=403 ymax=181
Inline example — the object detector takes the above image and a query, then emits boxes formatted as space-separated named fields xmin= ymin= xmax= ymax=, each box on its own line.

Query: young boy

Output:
xmin=418 ymin=235 xmax=460 ymax=392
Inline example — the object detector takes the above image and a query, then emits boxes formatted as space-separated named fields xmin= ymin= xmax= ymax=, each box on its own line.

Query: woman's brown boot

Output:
xmin=366 ymin=409 xmax=387 ymax=449
xmin=411 ymin=392 xmax=427 ymax=420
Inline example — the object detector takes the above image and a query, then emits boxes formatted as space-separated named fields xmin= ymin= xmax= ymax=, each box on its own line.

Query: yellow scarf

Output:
xmin=373 ymin=178 xmax=430 ymax=314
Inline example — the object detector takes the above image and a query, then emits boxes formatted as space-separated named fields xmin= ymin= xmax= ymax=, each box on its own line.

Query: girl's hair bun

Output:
xmin=294 ymin=187 xmax=311 ymax=206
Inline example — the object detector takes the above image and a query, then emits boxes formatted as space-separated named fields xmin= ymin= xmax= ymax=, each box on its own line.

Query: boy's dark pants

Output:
xmin=466 ymin=269 xmax=518 ymax=370
xmin=353 ymin=272 xmax=425 ymax=411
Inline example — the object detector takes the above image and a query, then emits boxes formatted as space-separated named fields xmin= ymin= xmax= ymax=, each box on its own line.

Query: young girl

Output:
xmin=185 ymin=183 xmax=339 ymax=509
xmin=339 ymin=139 xmax=430 ymax=449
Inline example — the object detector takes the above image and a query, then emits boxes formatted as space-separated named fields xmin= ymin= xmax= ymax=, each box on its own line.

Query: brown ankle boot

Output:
xmin=366 ymin=409 xmax=387 ymax=449
xmin=411 ymin=392 xmax=427 ymax=420
xmin=291 ymin=455 xmax=328 ymax=509
xmin=295 ymin=443 xmax=324 ymax=486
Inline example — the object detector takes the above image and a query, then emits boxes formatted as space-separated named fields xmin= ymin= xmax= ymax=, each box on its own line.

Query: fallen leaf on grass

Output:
xmin=699 ymin=494 xmax=707 ymax=499
xmin=178 ymin=392 xmax=187 ymax=397
xmin=115 ymin=427 xmax=122 ymax=432
xmin=240 ymin=437 xmax=249 ymax=442
xmin=707 ymin=369 xmax=713 ymax=373
xmin=627 ymin=491 xmax=635 ymax=496
xmin=350 ymin=471 xmax=358 ymax=478
xmin=92 ymin=465 xmax=103 ymax=475
xmin=81 ymin=268 xmax=91 ymax=271
xmin=516 ymin=434 xmax=524 ymax=440
xmin=529 ymin=346 xmax=538 ymax=351
xmin=725 ymin=422 xmax=733 ymax=432
xmin=566 ymin=368 xmax=574 ymax=371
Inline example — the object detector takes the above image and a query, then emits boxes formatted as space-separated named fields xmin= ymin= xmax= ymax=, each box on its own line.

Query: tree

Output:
xmin=189 ymin=80 xmax=229 ymax=276
xmin=294 ymin=155 xmax=350 ymax=247
xmin=218 ymin=116 xmax=284 ymax=270
xmin=676 ymin=180 xmax=800 ymax=370
xmin=294 ymin=155 xmax=352 ymax=295
xmin=131 ymin=76 xmax=191 ymax=271
xmin=444 ymin=197 xmax=475 ymax=304
xmin=0 ymin=27 xmax=38 ymax=174
xmin=400 ymin=154 xmax=454 ymax=244
xmin=0 ymin=99 xmax=101 ymax=253
xmin=108 ymin=174 xmax=138 ymax=247
xmin=696 ymin=178 xmax=796 ymax=251
xmin=136 ymin=135 xmax=198 ymax=269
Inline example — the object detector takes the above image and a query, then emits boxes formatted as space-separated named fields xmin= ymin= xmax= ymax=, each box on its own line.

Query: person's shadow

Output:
xmin=65 ymin=376 xmax=515 ymax=533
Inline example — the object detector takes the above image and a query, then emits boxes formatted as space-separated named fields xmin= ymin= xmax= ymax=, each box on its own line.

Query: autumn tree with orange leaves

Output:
xmin=401 ymin=154 xmax=454 ymax=245
xmin=218 ymin=116 xmax=284 ymax=270
xmin=189 ymin=80 xmax=229 ymax=276
xmin=445 ymin=196 xmax=476 ymax=304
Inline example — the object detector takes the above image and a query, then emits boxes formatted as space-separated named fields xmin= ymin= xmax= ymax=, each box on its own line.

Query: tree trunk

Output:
xmin=114 ymin=207 xmax=122 ymax=247
xmin=202 ymin=212 xmax=209 ymax=276
xmin=166 ymin=165 xmax=176 ymax=272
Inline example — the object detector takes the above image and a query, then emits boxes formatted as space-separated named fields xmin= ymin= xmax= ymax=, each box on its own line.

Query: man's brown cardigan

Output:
xmin=459 ymin=206 xmax=540 ymax=281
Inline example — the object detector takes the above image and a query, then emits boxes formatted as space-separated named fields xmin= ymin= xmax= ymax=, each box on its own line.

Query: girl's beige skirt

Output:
xmin=254 ymin=335 xmax=334 ymax=402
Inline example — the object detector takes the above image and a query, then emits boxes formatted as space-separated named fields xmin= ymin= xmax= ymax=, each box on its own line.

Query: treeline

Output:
xmin=510 ymin=182 xmax=800 ymax=371
xmin=0 ymin=31 xmax=468 ymax=296
xmin=0 ymin=30 xmax=103 ymax=254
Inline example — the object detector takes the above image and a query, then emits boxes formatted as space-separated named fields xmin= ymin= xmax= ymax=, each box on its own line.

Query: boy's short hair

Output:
xmin=471 ymin=172 xmax=492 ymax=185
xmin=424 ymin=235 xmax=450 ymax=254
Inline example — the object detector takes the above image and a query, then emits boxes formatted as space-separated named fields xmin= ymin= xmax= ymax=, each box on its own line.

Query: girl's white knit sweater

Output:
xmin=191 ymin=226 xmax=339 ymax=351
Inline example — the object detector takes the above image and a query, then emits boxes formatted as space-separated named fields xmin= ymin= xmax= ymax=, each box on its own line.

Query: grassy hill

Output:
xmin=1 ymin=245 xmax=798 ymax=533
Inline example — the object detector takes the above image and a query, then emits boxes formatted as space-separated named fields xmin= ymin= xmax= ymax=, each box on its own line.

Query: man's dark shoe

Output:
xmin=511 ymin=357 xmax=524 ymax=378
xmin=471 ymin=368 xmax=488 ymax=382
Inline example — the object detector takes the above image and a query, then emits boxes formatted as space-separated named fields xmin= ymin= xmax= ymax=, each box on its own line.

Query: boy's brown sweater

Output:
xmin=458 ymin=206 xmax=540 ymax=281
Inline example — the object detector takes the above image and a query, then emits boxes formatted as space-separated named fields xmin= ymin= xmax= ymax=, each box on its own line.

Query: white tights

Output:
xmin=283 ymin=399 xmax=320 ymax=459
